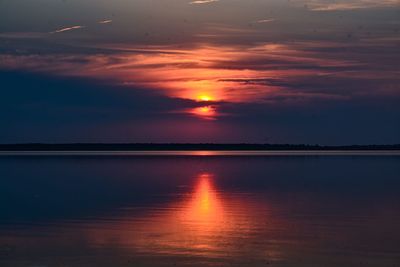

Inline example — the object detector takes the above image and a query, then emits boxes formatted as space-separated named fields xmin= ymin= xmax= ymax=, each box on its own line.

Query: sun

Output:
xmin=198 ymin=95 xmax=213 ymax=102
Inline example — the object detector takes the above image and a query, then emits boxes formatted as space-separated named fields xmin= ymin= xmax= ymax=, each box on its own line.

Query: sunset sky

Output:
xmin=0 ymin=0 xmax=399 ymax=144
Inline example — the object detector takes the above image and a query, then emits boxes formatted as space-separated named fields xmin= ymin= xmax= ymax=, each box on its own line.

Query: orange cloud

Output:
xmin=1 ymin=39 xmax=397 ymax=120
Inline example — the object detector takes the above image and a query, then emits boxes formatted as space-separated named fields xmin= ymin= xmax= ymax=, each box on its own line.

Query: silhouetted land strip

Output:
xmin=0 ymin=144 xmax=399 ymax=151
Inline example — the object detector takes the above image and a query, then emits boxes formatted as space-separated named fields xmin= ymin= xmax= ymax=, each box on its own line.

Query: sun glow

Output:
xmin=198 ymin=95 xmax=213 ymax=102
xmin=191 ymin=105 xmax=217 ymax=119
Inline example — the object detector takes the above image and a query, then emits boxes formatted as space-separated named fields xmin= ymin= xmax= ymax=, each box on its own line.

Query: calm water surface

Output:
xmin=0 ymin=156 xmax=399 ymax=266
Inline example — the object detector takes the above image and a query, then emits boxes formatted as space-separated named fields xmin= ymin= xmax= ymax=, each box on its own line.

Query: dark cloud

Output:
xmin=216 ymin=97 xmax=400 ymax=145
xmin=0 ymin=70 xmax=205 ymax=142
xmin=1 ymin=69 xmax=399 ymax=144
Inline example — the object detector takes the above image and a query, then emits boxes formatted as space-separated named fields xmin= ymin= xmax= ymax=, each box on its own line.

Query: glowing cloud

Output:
xmin=0 ymin=42 xmax=371 ymax=106
xmin=190 ymin=106 xmax=217 ymax=120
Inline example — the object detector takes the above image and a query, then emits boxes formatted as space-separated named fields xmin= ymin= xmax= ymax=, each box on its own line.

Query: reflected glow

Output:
xmin=189 ymin=151 xmax=220 ymax=156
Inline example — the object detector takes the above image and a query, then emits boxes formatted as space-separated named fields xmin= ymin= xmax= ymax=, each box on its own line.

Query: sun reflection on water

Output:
xmin=181 ymin=173 xmax=224 ymax=234
xmin=0 ymin=171 xmax=291 ymax=264
xmin=78 ymin=172 xmax=285 ymax=261
xmin=84 ymin=173 xmax=253 ymax=256
xmin=0 ymin=163 xmax=398 ymax=266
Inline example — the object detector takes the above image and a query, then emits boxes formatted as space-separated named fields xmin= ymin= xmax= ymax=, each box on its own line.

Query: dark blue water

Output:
xmin=0 ymin=155 xmax=399 ymax=266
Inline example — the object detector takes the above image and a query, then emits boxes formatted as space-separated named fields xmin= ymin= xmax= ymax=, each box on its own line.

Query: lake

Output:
xmin=0 ymin=154 xmax=399 ymax=266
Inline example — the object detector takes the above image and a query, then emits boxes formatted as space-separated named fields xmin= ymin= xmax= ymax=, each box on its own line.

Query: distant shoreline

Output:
xmin=0 ymin=144 xmax=399 ymax=151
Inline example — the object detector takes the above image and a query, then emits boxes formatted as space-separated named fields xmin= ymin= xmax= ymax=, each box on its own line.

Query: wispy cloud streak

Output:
xmin=98 ymin=20 xmax=112 ymax=24
xmin=302 ymin=0 xmax=398 ymax=11
xmin=255 ymin=19 xmax=275 ymax=24
xmin=189 ymin=0 xmax=219 ymax=4
xmin=50 ymin=25 xmax=85 ymax=34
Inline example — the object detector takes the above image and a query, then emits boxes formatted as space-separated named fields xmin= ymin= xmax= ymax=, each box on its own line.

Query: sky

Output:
xmin=0 ymin=0 xmax=399 ymax=144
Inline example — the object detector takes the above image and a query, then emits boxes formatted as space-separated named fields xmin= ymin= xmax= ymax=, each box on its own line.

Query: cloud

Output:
xmin=189 ymin=0 xmax=219 ymax=4
xmin=98 ymin=20 xmax=113 ymax=24
xmin=48 ymin=20 xmax=112 ymax=34
xmin=1 ymin=38 xmax=397 ymax=109
xmin=302 ymin=0 xmax=398 ymax=11
xmin=0 ymin=37 xmax=399 ymax=143
xmin=255 ymin=19 xmax=275 ymax=24
xmin=50 ymin=25 xmax=86 ymax=34
xmin=2 ymin=69 xmax=398 ymax=144
xmin=0 ymin=32 xmax=47 ymax=39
